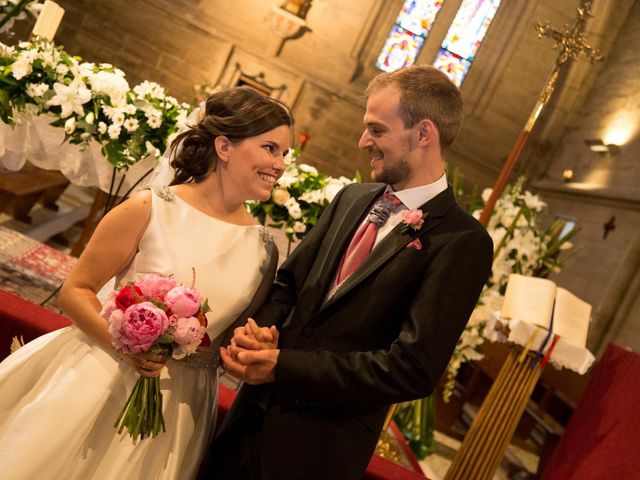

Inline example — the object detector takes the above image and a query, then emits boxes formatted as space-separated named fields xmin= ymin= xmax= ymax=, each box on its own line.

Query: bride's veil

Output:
xmin=145 ymin=102 xmax=205 ymax=188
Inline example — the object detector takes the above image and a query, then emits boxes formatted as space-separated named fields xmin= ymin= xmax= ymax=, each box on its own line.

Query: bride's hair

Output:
xmin=169 ymin=87 xmax=294 ymax=185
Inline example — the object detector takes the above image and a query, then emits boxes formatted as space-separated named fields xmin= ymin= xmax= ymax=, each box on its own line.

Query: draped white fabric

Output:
xmin=0 ymin=113 xmax=157 ymax=194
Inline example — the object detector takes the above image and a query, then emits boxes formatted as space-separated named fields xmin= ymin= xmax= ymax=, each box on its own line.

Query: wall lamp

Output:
xmin=562 ymin=169 xmax=574 ymax=182
xmin=584 ymin=139 xmax=621 ymax=155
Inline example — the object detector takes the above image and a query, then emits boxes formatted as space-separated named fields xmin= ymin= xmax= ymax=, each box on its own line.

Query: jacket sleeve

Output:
xmin=252 ymin=186 xmax=349 ymax=329
xmin=272 ymin=226 xmax=494 ymax=408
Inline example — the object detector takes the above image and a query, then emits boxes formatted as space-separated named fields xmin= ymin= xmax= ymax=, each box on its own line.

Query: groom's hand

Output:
xmin=220 ymin=347 xmax=279 ymax=384
xmin=229 ymin=319 xmax=279 ymax=360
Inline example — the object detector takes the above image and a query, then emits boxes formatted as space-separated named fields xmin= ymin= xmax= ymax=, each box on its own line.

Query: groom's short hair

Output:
xmin=366 ymin=65 xmax=463 ymax=151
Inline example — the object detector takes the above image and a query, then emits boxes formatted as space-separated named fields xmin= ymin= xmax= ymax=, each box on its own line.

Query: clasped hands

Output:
xmin=219 ymin=318 xmax=280 ymax=385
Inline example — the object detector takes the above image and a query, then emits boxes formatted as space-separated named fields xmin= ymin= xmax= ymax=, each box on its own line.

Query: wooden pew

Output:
xmin=0 ymin=163 xmax=69 ymax=223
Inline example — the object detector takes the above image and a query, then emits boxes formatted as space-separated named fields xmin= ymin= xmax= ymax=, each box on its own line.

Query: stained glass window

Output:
xmin=375 ymin=0 xmax=445 ymax=73
xmin=433 ymin=0 xmax=502 ymax=86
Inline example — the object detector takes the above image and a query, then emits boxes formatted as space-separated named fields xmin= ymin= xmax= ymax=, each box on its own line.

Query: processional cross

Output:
xmin=444 ymin=3 xmax=604 ymax=480
xmin=478 ymin=0 xmax=603 ymax=226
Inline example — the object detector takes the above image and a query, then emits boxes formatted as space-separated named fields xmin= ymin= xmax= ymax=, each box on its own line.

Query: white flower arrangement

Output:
xmin=441 ymin=177 xmax=580 ymax=402
xmin=0 ymin=39 xmax=190 ymax=169
xmin=248 ymin=147 xmax=359 ymax=242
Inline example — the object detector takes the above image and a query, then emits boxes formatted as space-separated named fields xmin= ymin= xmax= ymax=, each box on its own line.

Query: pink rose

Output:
xmin=115 ymin=285 xmax=143 ymax=310
xmin=119 ymin=302 xmax=169 ymax=354
xmin=100 ymin=290 xmax=117 ymax=319
xmin=172 ymin=316 xmax=205 ymax=359
xmin=402 ymin=209 xmax=425 ymax=230
xmin=135 ymin=274 xmax=177 ymax=301
xmin=164 ymin=286 xmax=202 ymax=318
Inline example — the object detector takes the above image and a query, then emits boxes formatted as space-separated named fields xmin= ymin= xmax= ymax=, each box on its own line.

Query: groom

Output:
xmin=210 ymin=65 xmax=493 ymax=479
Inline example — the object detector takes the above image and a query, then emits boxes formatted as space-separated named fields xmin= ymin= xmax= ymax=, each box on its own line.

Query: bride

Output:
xmin=0 ymin=87 xmax=292 ymax=479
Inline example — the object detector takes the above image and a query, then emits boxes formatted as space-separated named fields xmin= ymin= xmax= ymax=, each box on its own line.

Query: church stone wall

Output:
xmin=532 ymin=0 xmax=640 ymax=352
xmin=4 ymin=0 xmax=638 ymax=349
xmin=8 ymin=0 xmax=608 ymax=184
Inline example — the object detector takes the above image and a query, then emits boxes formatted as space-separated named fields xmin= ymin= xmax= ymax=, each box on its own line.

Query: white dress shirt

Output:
xmin=372 ymin=173 xmax=448 ymax=249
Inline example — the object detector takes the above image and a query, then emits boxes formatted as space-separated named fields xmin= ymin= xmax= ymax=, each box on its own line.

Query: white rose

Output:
xmin=10 ymin=58 xmax=32 ymax=80
xmin=26 ymin=82 xmax=49 ymax=98
xmin=271 ymin=188 xmax=290 ymax=206
xmin=97 ymin=121 xmax=107 ymax=135
xmin=55 ymin=63 xmax=69 ymax=79
xmin=298 ymin=163 xmax=318 ymax=174
xmin=64 ymin=117 xmax=76 ymax=134
xmin=293 ymin=221 xmax=306 ymax=233
xmin=288 ymin=205 xmax=302 ymax=219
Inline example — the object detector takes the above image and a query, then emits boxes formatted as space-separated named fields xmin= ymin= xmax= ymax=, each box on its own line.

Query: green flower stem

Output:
xmin=493 ymin=208 xmax=524 ymax=258
xmin=114 ymin=376 xmax=165 ymax=440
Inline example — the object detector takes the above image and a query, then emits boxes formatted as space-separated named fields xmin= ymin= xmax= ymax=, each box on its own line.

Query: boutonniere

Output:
xmin=401 ymin=209 xmax=428 ymax=233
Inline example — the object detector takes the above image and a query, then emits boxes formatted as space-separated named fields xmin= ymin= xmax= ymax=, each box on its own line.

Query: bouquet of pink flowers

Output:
xmin=100 ymin=273 xmax=211 ymax=440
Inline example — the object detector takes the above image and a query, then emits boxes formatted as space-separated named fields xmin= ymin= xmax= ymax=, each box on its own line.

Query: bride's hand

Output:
xmin=125 ymin=351 xmax=168 ymax=378
xmin=246 ymin=318 xmax=279 ymax=350
xmin=228 ymin=319 xmax=279 ymax=360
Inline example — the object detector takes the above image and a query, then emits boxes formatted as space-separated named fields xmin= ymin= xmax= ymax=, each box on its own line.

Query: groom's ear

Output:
xmin=214 ymin=136 xmax=233 ymax=163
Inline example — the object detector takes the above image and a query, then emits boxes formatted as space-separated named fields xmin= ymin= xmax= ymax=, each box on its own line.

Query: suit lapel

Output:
xmin=321 ymin=186 xmax=457 ymax=311
xmin=300 ymin=184 xmax=384 ymax=315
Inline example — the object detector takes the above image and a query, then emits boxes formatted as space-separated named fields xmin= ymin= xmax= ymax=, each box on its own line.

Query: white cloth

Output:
xmin=485 ymin=318 xmax=595 ymax=374
xmin=0 ymin=187 xmax=273 ymax=480
xmin=0 ymin=114 xmax=157 ymax=194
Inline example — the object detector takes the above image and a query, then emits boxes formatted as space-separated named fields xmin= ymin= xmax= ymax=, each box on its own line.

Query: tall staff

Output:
xmin=478 ymin=0 xmax=603 ymax=226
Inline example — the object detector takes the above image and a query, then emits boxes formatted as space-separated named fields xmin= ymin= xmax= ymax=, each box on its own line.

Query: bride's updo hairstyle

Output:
xmin=169 ymin=87 xmax=293 ymax=185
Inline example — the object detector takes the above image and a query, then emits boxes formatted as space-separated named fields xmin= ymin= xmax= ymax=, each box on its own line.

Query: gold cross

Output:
xmin=536 ymin=0 xmax=604 ymax=68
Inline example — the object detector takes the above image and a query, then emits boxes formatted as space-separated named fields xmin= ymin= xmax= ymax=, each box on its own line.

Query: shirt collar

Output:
xmin=386 ymin=173 xmax=448 ymax=210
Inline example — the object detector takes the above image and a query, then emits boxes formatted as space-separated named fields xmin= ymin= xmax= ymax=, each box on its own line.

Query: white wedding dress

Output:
xmin=0 ymin=187 xmax=274 ymax=480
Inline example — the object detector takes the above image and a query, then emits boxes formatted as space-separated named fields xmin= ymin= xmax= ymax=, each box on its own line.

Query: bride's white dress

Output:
xmin=0 ymin=187 xmax=273 ymax=480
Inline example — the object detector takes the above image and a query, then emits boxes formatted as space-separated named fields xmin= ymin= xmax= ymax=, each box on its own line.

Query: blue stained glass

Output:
xmin=434 ymin=0 xmax=502 ymax=85
xmin=376 ymin=26 xmax=425 ymax=73
xmin=442 ymin=0 xmax=501 ymax=61
xmin=376 ymin=0 xmax=445 ymax=73
xmin=396 ymin=0 xmax=444 ymax=36
xmin=432 ymin=49 xmax=472 ymax=87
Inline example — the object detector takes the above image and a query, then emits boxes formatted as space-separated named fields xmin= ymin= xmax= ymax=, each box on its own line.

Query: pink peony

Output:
xmin=135 ymin=274 xmax=177 ymax=301
xmin=107 ymin=309 xmax=125 ymax=350
xmin=401 ymin=209 xmax=425 ymax=230
xmin=172 ymin=316 xmax=205 ymax=359
xmin=119 ymin=302 xmax=169 ymax=354
xmin=164 ymin=286 xmax=202 ymax=318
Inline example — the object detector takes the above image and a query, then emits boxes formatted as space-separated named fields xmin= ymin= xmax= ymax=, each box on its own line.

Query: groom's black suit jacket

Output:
xmin=220 ymin=183 xmax=493 ymax=479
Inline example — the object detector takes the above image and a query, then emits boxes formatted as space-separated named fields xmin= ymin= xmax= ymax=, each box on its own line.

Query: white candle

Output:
xmin=31 ymin=0 xmax=65 ymax=41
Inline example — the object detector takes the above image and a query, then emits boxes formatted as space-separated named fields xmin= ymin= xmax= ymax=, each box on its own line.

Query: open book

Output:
xmin=501 ymin=274 xmax=592 ymax=348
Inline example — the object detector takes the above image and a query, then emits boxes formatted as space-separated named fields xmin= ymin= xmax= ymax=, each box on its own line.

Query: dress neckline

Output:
xmin=171 ymin=190 xmax=259 ymax=228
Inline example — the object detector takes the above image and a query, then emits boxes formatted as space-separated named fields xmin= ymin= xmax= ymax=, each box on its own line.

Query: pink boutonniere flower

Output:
xmin=401 ymin=209 xmax=427 ymax=233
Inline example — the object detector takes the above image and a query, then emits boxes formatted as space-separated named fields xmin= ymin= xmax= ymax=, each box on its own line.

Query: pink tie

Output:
xmin=335 ymin=193 xmax=402 ymax=285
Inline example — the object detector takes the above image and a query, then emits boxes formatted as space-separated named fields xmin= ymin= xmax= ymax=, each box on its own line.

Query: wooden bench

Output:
xmin=0 ymin=164 xmax=69 ymax=223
